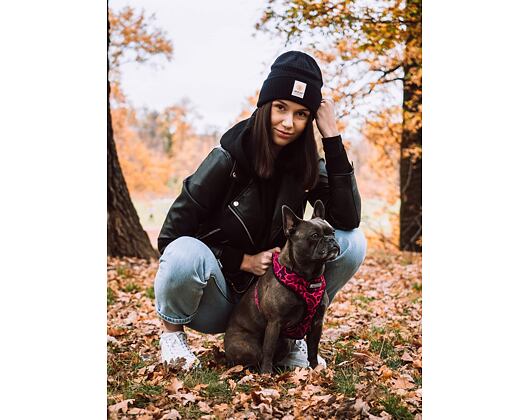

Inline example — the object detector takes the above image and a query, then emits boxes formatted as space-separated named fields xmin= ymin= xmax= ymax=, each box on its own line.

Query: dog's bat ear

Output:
xmin=311 ymin=200 xmax=325 ymax=220
xmin=282 ymin=205 xmax=301 ymax=237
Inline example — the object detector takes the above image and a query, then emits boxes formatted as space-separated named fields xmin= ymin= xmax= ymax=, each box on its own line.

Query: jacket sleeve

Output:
xmin=306 ymin=135 xmax=362 ymax=230
xmin=157 ymin=148 xmax=242 ymax=270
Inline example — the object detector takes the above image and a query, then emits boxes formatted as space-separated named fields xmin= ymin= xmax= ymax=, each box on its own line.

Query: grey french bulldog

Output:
xmin=224 ymin=200 xmax=340 ymax=373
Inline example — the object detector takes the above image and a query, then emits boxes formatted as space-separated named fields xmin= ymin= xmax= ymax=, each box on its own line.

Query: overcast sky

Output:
xmin=111 ymin=0 xmax=294 ymax=133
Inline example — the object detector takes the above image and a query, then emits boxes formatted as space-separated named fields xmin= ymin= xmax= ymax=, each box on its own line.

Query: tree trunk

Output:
xmin=399 ymin=1 xmax=422 ymax=252
xmin=107 ymin=15 xmax=159 ymax=260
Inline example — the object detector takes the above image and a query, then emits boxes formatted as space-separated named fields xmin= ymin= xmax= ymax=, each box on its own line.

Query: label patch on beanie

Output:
xmin=292 ymin=80 xmax=307 ymax=99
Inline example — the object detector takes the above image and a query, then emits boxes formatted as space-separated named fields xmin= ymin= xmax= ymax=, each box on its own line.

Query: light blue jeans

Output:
xmin=154 ymin=228 xmax=367 ymax=334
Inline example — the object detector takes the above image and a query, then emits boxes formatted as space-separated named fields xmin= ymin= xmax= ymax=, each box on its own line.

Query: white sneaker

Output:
xmin=160 ymin=331 xmax=201 ymax=370
xmin=276 ymin=339 xmax=327 ymax=368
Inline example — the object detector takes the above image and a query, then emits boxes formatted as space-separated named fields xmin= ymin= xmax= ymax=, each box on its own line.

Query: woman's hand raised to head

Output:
xmin=240 ymin=247 xmax=282 ymax=276
xmin=315 ymin=98 xmax=340 ymax=138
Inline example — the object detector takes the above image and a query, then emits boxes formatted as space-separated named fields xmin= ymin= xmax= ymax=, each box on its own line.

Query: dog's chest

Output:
xmin=272 ymin=283 xmax=309 ymax=322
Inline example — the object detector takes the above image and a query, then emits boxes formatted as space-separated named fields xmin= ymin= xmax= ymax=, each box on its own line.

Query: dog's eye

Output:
xmin=311 ymin=233 xmax=319 ymax=239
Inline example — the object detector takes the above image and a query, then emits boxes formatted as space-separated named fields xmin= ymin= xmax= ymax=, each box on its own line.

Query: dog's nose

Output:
xmin=328 ymin=238 xmax=340 ymax=253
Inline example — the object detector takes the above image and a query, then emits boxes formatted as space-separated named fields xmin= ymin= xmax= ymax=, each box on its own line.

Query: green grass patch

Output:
xmin=180 ymin=369 xmax=231 ymax=402
xmin=123 ymin=382 xmax=165 ymax=408
xmin=145 ymin=286 xmax=155 ymax=299
xmin=332 ymin=368 xmax=357 ymax=397
xmin=413 ymin=373 xmax=422 ymax=387
xmin=107 ymin=351 xmax=161 ymax=408
xmin=386 ymin=357 xmax=405 ymax=370
xmin=177 ymin=403 xmax=203 ymax=420
xmin=371 ymin=326 xmax=386 ymax=335
xmin=368 ymin=327 xmax=407 ymax=368
xmin=369 ymin=339 xmax=404 ymax=369
xmin=380 ymin=394 xmax=414 ymax=420
xmin=107 ymin=351 xmax=146 ymax=378
xmin=369 ymin=338 xmax=395 ymax=359
xmin=237 ymin=383 xmax=253 ymax=393
xmin=124 ymin=282 xmax=141 ymax=293
xmin=334 ymin=341 xmax=359 ymax=365
xmin=354 ymin=295 xmax=376 ymax=304
xmin=107 ymin=287 xmax=116 ymax=305
xmin=117 ymin=266 xmax=128 ymax=277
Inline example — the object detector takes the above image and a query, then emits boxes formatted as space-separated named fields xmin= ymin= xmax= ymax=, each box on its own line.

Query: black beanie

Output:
xmin=257 ymin=51 xmax=323 ymax=115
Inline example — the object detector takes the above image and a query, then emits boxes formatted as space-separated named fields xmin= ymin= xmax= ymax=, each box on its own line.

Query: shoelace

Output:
xmin=294 ymin=340 xmax=308 ymax=355
xmin=165 ymin=333 xmax=193 ymax=358
xmin=176 ymin=334 xmax=193 ymax=354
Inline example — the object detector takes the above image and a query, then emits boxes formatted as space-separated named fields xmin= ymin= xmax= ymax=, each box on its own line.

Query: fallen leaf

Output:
xmin=198 ymin=401 xmax=213 ymax=413
xmin=228 ymin=379 xmax=237 ymax=391
xmin=172 ymin=379 xmax=184 ymax=393
xmin=161 ymin=409 xmax=181 ymax=420
xmin=107 ymin=327 xmax=127 ymax=337
xmin=237 ymin=374 xmax=254 ymax=384
xmin=401 ymin=351 xmax=414 ymax=362
xmin=379 ymin=366 xmax=394 ymax=380
xmin=212 ymin=403 xmax=230 ymax=416
xmin=107 ymin=335 xmax=118 ymax=344
xmin=369 ymin=410 xmax=392 ymax=420
xmin=290 ymin=367 xmax=309 ymax=384
xmin=256 ymin=388 xmax=281 ymax=399
xmin=354 ymin=397 xmax=370 ymax=414
xmin=108 ymin=399 xmax=134 ymax=413
xmin=220 ymin=364 xmax=244 ymax=379
xmin=311 ymin=394 xmax=333 ymax=404
xmin=169 ymin=392 xmax=196 ymax=405
xmin=123 ymin=311 xmax=138 ymax=325
xmin=128 ymin=408 xmax=142 ymax=415
xmin=393 ymin=376 xmax=415 ymax=390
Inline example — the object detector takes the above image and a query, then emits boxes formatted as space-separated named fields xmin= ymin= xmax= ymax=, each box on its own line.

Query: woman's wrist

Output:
xmin=321 ymin=131 xmax=340 ymax=139
xmin=319 ymin=124 xmax=339 ymax=138
xmin=240 ymin=254 xmax=251 ymax=272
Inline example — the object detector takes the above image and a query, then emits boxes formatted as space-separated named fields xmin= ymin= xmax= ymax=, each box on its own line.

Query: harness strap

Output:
xmin=254 ymin=282 xmax=261 ymax=313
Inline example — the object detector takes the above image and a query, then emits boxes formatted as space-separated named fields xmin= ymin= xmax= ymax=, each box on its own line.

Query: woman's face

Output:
xmin=270 ymin=99 xmax=311 ymax=148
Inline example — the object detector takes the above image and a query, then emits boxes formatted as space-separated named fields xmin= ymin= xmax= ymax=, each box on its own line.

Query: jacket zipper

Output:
xmin=197 ymin=227 xmax=221 ymax=241
xmin=228 ymin=205 xmax=256 ymax=247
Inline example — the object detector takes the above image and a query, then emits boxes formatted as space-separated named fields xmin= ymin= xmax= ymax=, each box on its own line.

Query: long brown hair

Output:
xmin=250 ymin=102 xmax=320 ymax=190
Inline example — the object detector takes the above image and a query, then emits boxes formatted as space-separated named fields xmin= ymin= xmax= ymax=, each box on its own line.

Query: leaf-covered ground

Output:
xmin=107 ymin=250 xmax=422 ymax=419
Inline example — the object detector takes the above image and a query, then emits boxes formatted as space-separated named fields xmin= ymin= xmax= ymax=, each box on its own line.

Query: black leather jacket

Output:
xmin=158 ymin=114 xmax=361 ymax=294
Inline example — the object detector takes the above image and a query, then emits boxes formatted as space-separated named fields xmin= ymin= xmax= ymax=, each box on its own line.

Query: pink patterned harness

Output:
xmin=254 ymin=252 xmax=326 ymax=339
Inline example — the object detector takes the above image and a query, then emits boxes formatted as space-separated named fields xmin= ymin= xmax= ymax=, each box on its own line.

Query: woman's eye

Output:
xmin=297 ymin=112 xmax=308 ymax=118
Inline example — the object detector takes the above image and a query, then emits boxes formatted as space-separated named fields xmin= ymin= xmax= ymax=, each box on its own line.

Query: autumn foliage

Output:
xmin=107 ymin=4 xmax=422 ymax=418
xmin=107 ymin=250 xmax=422 ymax=418
xmin=108 ymin=3 xmax=418 ymax=250
xmin=111 ymin=105 xmax=173 ymax=197
xmin=257 ymin=0 xmax=422 ymax=251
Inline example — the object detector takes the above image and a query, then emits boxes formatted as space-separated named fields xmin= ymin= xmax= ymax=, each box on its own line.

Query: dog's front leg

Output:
xmin=261 ymin=320 xmax=281 ymax=373
xmin=306 ymin=294 xmax=329 ymax=368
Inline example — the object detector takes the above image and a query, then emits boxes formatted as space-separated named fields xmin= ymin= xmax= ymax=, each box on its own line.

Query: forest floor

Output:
xmin=107 ymin=249 xmax=422 ymax=419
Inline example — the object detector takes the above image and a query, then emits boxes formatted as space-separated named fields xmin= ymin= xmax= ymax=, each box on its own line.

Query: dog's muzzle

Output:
xmin=320 ymin=238 xmax=340 ymax=261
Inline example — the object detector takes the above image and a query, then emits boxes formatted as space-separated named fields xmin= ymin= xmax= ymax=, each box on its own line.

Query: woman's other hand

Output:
xmin=240 ymin=247 xmax=281 ymax=276
xmin=315 ymin=98 xmax=339 ymax=138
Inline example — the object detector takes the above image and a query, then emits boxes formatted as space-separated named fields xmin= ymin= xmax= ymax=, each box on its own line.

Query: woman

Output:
xmin=154 ymin=51 xmax=367 ymax=370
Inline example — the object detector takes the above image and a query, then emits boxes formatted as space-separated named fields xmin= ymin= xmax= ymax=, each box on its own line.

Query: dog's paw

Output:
xmin=260 ymin=365 xmax=273 ymax=374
